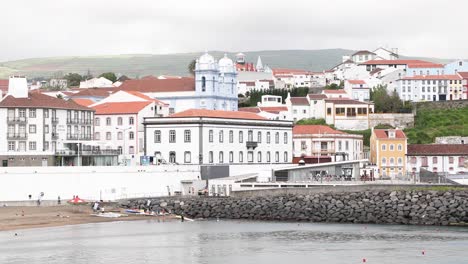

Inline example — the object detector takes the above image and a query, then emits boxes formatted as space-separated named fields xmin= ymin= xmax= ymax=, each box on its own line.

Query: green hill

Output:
xmin=0 ymin=49 xmax=454 ymax=79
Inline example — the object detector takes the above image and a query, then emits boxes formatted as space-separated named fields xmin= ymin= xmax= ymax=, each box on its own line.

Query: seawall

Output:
xmin=122 ymin=186 xmax=468 ymax=226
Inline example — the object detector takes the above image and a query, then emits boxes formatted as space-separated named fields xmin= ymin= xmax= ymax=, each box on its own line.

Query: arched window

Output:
xmin=201 ymin=76 xmax=206 ymax=91
xmin=231 ymin=79 xmax=234 ymax=94
xmin=213 ymin=76 xmax=216 ymax=92
xmin=257 ymin=152 xmax=262 ymax=162
xmin=219 ymin=151 xmax=224 ymax=163
xmin=106 ymin=117 xmax=111 ymax=126
xmin=129 ymin=117 xmax=134 ymax=125
xmin=169 ymin=151 xmax=176 ymax=163
xmin=382 ymin=157 xmax=387 ymax=165
xmin=129 ymin=131 xmax=134 ymax=140
xmin=117 ymin=146 xmax=122 ymax=154
xmin=117 ymin=131 xmax=123 ymax=140
xmin=117 ymin=117 xmax=123 ymax=126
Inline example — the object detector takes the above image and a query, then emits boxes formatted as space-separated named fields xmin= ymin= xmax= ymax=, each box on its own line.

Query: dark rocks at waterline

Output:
xmin=121 ymin=189 xmax=468 ymax=226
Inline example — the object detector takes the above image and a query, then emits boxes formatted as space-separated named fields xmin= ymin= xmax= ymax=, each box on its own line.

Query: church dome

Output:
xmin=219 ymin=54 xmax=235 ymax=73
xmin=198 ymin=52 xmax=215 ymax=64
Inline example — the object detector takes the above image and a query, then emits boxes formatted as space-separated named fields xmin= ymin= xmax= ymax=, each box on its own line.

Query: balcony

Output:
xmin=7 ymin=133 xmax=27 ymax=140
xmin=7 ymin=117 xmax=27 ymax=124
xmin=51 ymin=117 xmax=59 ymax=124
xmin=246 ymin=141 xmax=258 ymax=149
xmin=55 ymin=149 xmax=120 ymax=156
xmin=51 ymin=133 xmax=59 ymax=140
xmin=66 ymin=118 xmax=93 ymax=125
xmin=66 ymin=134 xmax=93 ymax=141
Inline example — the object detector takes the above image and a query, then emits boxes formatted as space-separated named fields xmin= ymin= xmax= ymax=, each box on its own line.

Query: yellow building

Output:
xmin=370 ymin=129 xmax=407 ymax=178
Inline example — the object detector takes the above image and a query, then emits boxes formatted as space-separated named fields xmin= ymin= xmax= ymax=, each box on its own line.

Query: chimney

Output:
xmin=8 ymin=76 xmax=28 ymax=98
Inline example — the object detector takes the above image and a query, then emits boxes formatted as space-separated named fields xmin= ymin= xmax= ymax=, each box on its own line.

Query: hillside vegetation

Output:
xmin=404 ymin=106 xmax=468 ymax=144
xmin=0 ymin=49 xmax=453 ymax=79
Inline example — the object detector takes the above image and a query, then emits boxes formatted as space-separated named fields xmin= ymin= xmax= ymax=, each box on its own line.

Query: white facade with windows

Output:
xmin=397 ymin=75 xmax=467 ymax=102
xmin=407 ymin=144 xmax=468 ymax=175
xmin=144 ymin=110 xmax=293 ymax=165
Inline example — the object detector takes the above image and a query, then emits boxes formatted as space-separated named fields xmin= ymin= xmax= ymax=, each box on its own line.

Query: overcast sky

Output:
xmin=1 ymin=0 xmax=466 ymax=61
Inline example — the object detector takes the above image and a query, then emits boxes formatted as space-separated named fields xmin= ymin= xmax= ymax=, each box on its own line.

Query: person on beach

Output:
xmin=93 ymin=202 xmax=99 ymax=212
xmin=57 ymin=196 xmax=61 ymax=205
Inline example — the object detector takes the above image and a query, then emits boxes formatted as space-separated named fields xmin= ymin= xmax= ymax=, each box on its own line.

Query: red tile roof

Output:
xmin=373 ymin=129 xmax=406 ymax=139
xmin=307 ymin=94 xmax=327 ymax=100
xmin=323 ymin=89 xmax=347 ymax=94
xmin=93 ymin=101 xmax=152 ymax=115
xmin=0 ymin=93 xmax=92 ymax=111
xmin=273 ymin=68 xmax=309 ymax=75
xmin=347 ymin=80 xmax=366 ymax=85
xmin=290 ymin=97 xmax=309 ymax=105
xmin=259 ymin=106 xmax=288 ymax=113
xmin=360 ymin=59 xmax=435 ymax=66
xmin=0 ymin=79 xmax=8 ymax=92
xmin=117 ymin=77 xmax=195 ymax=93
xmin=239 ymin=81 xmax=255 ymax=86
xmin=407 ymin=144 xmax=468 ymax=156
xmin=238 ymin=107 xmax=261 ymax=113
xmin=325 ymin=98 xmax=373 ymax=105
xmin=457 ymin=72 xmax=468 ymax=79
xmin=407 ymin=63 xmax=444 ymax=68
xmin=293 ymin=125 xmax=346 ymax=135
xmin=72 ymin=98 xmax=95 ymax=107
xmin=124 ymin=91 xmax=169 ymax=105
xmin=170 ymin=109 xmax=267 ymax=120
xmin=402 ymin=75 xmax=462 ymax=80
xmin=71 ymin=88 xmax=116 ymax=98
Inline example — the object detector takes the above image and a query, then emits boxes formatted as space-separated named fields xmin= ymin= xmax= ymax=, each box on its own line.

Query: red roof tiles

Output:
xmin=323 ymin=89 xmax=347 ymax=94
xmin=118 ymin=77 xmax=195 ymax=93
xmin=293 ymin=125 xmax=346 ymax=135
xmin=373 ymin=129 xmax=406 ymax=139
xmin=402 ymin=75 xmax=462 ymax=80
xmin=124 ymin=91 xmax=169 ymax=105
xmin=0 ymin=93 xmax=92 ymax=111
xmin=93 ymin=101 xmax=152 ymax=115
xmin=72 ymin=98 xmax=95 ymax=107
xmin=290 ymin=97 xmax=309 ymax=105
xmin=0 ymin=79 xmax=8 ymax=92
xmin=457 ymin=72 xmax=468 ymax=79
xmin=170 ymin=109 xmax=267 ymax=120
xmin=407 ymin=144 xmax=468 ymax=155
xmin=307 ymin=94 xmax=327 ymax=100
xmin=259 ymin=106 xmax=288 ymax=113
xmin=325 ymin=98 xmax=373 ymax=105
xmin=71 ymin=88 xmax=116 ymax=98
xmin=347 ymin=80 xmax=366 ymax=85
xmin=360 ymin=59 xmax=435 ymax=66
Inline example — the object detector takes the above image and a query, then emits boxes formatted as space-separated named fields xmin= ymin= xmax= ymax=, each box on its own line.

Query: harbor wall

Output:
xmin=123 ymin=186 xmax=468 ymax=226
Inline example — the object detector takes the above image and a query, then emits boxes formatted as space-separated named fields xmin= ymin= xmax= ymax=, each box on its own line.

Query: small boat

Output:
xmin=174 ymin=215 xmax=195 ymax=222
xmin=92 ymin=212 xmax=126 ymax=218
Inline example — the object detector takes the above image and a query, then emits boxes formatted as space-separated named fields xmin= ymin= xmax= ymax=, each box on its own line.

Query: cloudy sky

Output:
xmin=0 ymin=0 xmax=466 ymax=61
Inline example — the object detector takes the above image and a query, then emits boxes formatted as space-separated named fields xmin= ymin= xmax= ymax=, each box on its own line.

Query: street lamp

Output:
xmin=116 ymin=127 xmax=132 ymax=166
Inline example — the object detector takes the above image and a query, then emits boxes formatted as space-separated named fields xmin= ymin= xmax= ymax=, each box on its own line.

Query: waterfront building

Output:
xmin=118 ymin=52 xmax=238 ymax=113
xmin=0 ymin=76 xmax=118 ymax=166
xmin=407 ymin=144 xmax=468 ymax=175
xmin=144 ymin=109 xmax=293 ymax=165
xmin=292 ymin=125 xmax=363 ymax=163
xmin=370 ymin=128 xmax=407 ymax=178
xmin=396 ymin=75 xmax=466 ymax=102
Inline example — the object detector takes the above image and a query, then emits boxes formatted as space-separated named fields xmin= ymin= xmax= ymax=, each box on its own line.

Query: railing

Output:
xmin=66 ymin=118 xmax=93 ymax=125
xmin=7 ymin=133 xmax=27 ymax=140
xmin=51 ymin=117 xmax=59 ymax=124
xmin=66 ymin=134 xmax=93 ymax=140
xmin=55 ymin=149 xmax=120 ymax=156
xmin=246 ymin=141 xmax=258 ymax=149
xmin=51 ymin=133 xmax=59 ymax=140
xmin=7 ymin=117 xmax=27 ymax=124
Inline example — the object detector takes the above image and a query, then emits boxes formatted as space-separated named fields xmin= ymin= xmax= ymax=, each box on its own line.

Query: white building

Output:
xmin=397 ymin=75 xmax=466 ymax=102
xmin=144 ymin=109 xmax=294 ymax=165
xmin=118 ymin=52 xmax=238 ymax=113
xmin=407 ymin=144 xmax=468 ymax=175
xmin=239 ymin=95 xmax=291 ymax=120
xmin=0 ymin=76 xmax=117 ymax=166
xmin=79 ymin=77 xmax=114 ymax=88
xmin=324 ymin=98 xmax=374 ymax=130
xmin=293 ymin=125 xmax=364 ymax=162
xmin=344 ymin=80 xmax=370 ymax=101
xmin=92 ymin=91 xmax=169 ymax=166
xmin=49 ymin=79 xmax=68 ymax=89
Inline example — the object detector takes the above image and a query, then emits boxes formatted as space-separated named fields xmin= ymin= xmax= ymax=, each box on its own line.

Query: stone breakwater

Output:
xmin=122 ymin=188 xmax=468 ymax=226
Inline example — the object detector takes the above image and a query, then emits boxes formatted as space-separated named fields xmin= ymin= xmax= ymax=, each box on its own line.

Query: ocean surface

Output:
xmin=1 ymin=219 xmax=468 ymax=264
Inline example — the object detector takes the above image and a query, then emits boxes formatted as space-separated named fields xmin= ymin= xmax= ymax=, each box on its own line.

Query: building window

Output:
xmin=44 ymin=109 xmax=49 ymax=118
xmin=459 ymin=157 xmax=465 ymax=167
xmin=184 ymin=151 xmax=191 ymax=163
xmin=267 ymin=132 xmax=271 ymax=143
xmin=95 ymin=118 xmax=100 ymax=126
xmin=169 ymin=151 xmax=176 ymax=163
xmin=381 ymin=144 xmax=386 ymax=151
xmin=449 ymin=157 xmax=454 ymax=164
xmin=275 ymin=151 xmax=279 ymax=162
xmin=229 ymin=151 xmax=233 ymax=163
xmin=29 ymin=109 xmax=36 ymax=118
xmin=239 ymin=131 xmax=243 ymax=143
xmin=201 ymin=76 xmax=206 ymax=92
xmin=248 ymin=130 xmax=253 ymax=141
xmin=266 ymin=151 xmax=271 ymax=162
xmin=184 ymin=130 xmax=191 ymax=143
xmin=29 ymin=125 xmax=36 ymax=134
xmin=106 ymin=117 xmax=111 ymax=126
xmin=118 ymin=132 xmax=123 ymax=140
xmin=169 ymin=130 xmax=175 ymax=143
xmin=229 ymin=130 xmax=234 ymax=143
xmin=257 ymin=152 xmax=262 ymax=162
xmin=382 ymin=157 xmax=387 ymax=165
xmin=433 ymin=157 xmax=438 ymax=164
xmin=327 ymin=108 xmax=332 ymax=115
xmin=209 ymin=151 xmax=213 ymax=163
xmin=219 ymin=152 xmax=224 ymax=163
xmin=284 ymin=132 xmax=288 ymax=144
xmin=44 ymin=141 xmax=49 ymax=151
xmin=247 ymin=151 xmax=254 ymax=162
xmin=29 ymin=141 xmax=36 ymax=151
xmin=154 ymin=131 xmax=161 ymax=143
xmin=390 ymin=158 xmax=395 ymax=165
xmin=257 ymin=131 xmax=262 ymax=143
xmin=129 ymin=131 xmax=134 ymax=140
xmin=95 ymin=132 xmax=100 ymax=140
xmin=129 ymin=117 xmax=134 ymax=125
xmin=239 ymin=151 xmax=243 ymax=162
xmin=8 ymin=142 xmax=15 ymax=151
xmin=338 ymin=141 xmax=342 ymax=151
xmin=106 ymin=132 xmax=111 ymax=140
xmin=219 ymin=130 xmax=224 ymax=143
xmin=398 ymin=157 xmax=403 ymax=165
xmin=397 ymin=144 xmax=402 ymax=151
xmin=118 ymin=117 xmax=123 ymax=126
xmin=389 ymin=144 xmax=394 ymax=151
xmin=209 ymin=130 xmax=214 ymax=142
xmin=19 ymin=109 xmax=26 ymax=118
xmin=44 ymin=125 xmax=49 ymax=134
xmin=275 ymin=132 xmax=279 ymax=144
xmin=284 ymin=151 xmax=288 ymax=162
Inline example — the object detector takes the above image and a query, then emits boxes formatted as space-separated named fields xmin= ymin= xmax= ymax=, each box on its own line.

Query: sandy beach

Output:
xmin=0 ymin=205 xmax=174 ymax=232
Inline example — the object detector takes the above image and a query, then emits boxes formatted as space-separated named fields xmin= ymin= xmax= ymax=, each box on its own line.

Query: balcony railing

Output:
xmin=55 ymin=149 xmax=120 ymax=156
xmin=51 ymin=117 xmax=59 ymax=124
xmin=66 ymin=118 xmax=93 ymax=125
xmin=66 ymin=134 xmax=93 ymax=140
xmin=51 ymin=133 xmax=59 ymax=140
xmin=246 ymin=141 xmax=258 ymax=149
xmin=7 ymin=133 xmax=27 ymax=140
xmin=7 ymin=117 xmax=27 ymax=124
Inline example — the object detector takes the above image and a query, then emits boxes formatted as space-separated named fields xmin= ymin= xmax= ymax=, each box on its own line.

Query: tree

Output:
xmin=324 ymin=83 xmax=340 ymax=90
xmin=63 ymin=73 xmax=83 ymax=87
xmin=188 ymin=59 xmax=196 ymax=75
xmin=99 ymin=72 xmax=117 ymax=83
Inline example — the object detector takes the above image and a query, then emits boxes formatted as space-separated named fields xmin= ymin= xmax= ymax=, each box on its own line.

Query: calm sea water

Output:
xmin=1 ymin=220 xmax=468 ymax=264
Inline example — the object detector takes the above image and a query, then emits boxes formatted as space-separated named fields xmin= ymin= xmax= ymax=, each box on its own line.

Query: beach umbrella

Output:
xmin=67 ymin=196 xmax=88 ymax=212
